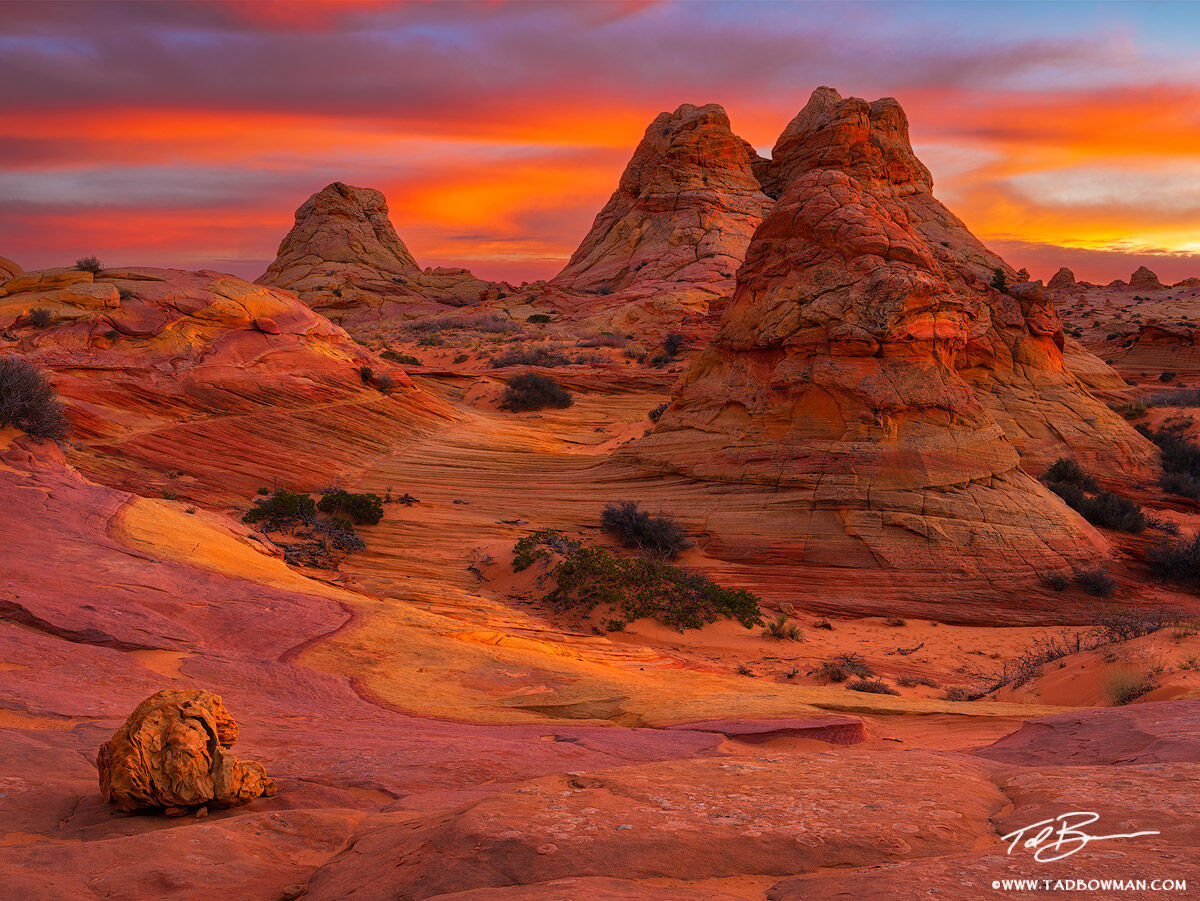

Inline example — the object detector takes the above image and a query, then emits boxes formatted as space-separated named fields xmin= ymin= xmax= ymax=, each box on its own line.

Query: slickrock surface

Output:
xmin=629 ymin=88 xmax=1148 ymax=600
xmin=0 ymin=265 xmax=453 ymax=500
xmin=98 ymin=689 xmax=275 ymax=813
xmin=550 ymin=103 xmax=771 ymax=321
xmin=258 ymin=182 xmax=497 ymax=321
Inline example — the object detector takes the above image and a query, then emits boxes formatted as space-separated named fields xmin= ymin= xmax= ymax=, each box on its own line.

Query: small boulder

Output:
xmin=97 ymin=689 xmax=275 ymax=814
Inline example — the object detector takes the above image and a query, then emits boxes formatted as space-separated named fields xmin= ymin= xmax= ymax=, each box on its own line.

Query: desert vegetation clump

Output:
xmin=510 ymin=529 xmax=761 ymax=632
xmin=811 ymin=653 xmax=873 ymax=683
xmin=526 ymin=313 xmax=552 ymax=324
xmin=1103 ymin=668 xmax=1157 ymax=706
xmin=491 ymin=346 xmax=571 ymax=368
xmin=75 ymin=255 xmax=103 ymax=274
xmin=1075 ymin=566 xmax=1117 ymax=597
xmin=763 ymin=612 xmax=802 ymax=641
xmin=648 ymin=402 xmax=668 ymax=422
xmin=600 ymin=501 xmax=691 ymax=559
xmin=25 ymin=307 xmax=52 ymax=328
xmin=317 ymin=489 xmax=384 ymax=525
xmin=1149 ymin=532 xmax=1200 ymax=589
xmin=1137 ymin=424 xmax=1200 ymax=498
xmin=242 ymin=488 xmax=316 ymax=525
xmin=1042 ymin=459 xmax=1144 ymax=532
xmin=846 ymin=678 xmax=899 ymax=696
xmin=380 ymin=350 xmax=420 ymax=365
xmin=243 ymin=487 xmax=374 ymax=565
xmin=499 ymin=373 xmax=573 ymax=412
xmin=0 ymin=355 xmax=69 ymax=442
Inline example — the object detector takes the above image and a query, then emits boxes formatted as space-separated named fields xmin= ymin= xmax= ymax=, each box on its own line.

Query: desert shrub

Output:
xmin=511 ymin=529 xmax=760 ymax=631
xmin=0 ymin=356 xmax=69 ymax=442
xmin=317 ymin=489 xmax=384 ymax=525
xmin=579 ymin=332 xmax=627 ymax=349
xmin=417 ymin=334 xmax=445 ymax=347
xmin=380 ymin=350 xmax=420 ymax=365
xmin=1160 ymin=471 xmax=1200 ymax=498
xmin=990 ymin=268 xmax=1008 ymax=292
xmin=846 ymin=678 xmax=899 ymax=696
xmin=375 ymin=374 xmax=395 ymax=394
xmin=897 ymin=673 xmax=940 ymax=688
xmin=500 ymin=373 xmax=573 ymax=412
xmin=944 ymin=687 xmax=972 ymax=702
xmin=648 ymin=402 xmax=668 ymax=422
xmin=1046 ymin=481 xmax=1144 ymax=532
xmin=1043 ymin=572 xmax=1070 ymax=591
xmin=884 ymin=616 xmax=906 ymax=627
xmin=243 ymin=489 xmax=316 ymax=524
xmin=1149 ymin=532 xmax=1200 ymax=587
xmin=1145 ymin=513 xmax=1181 ymax=534
xmin=527 ymin=313 xmax=552 ymax=323
xmin=763 ymin=612 xmax=802 ymax=641
xmin=600 ymin=500 xmax=691 ymax=559
xmin=314 ymin=513 xmax=366 ymax=551
xmin=75 ymin=256 xmax=103 ymax=274
xmin=453 ymin=353 xmax=469 ymax=364
xmin=359 ymin=365 xmax=374 ymax=384
xmin=595 ymin=284 xmax=613 ymax=296
xmin=25 ymin=307 xmax=52 ymax=328
xmin=647 ymin=353 xmax=673 ymax=369
xmin=1075 ymin=567 xmax=1116 ymax=597
xmin=1104 ymin=669 xmax=1156 ymax=706
xmin=1114 ymin=401 xmax=1150 ymax=420
xmin=812 ymin=653 xmax=872 ymax=683
xmin=1160 ymin=371 xmax=1177 ymax=382
xmin=1043 ymin=457 xmax=1098 ymax=491
xmin=491 ymin=346 xmax=570 ymax=368
xmin=1095 ymin=604 xmax=1179 ymax=641
xmin=663 ymin=333 xmax=685 ymax=355
xmin=1148 ymin=387 xmax=1200 ymax=407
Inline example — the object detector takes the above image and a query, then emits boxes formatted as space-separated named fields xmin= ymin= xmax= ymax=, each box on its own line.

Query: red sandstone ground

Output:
xmin=2 ymin=89 xmax=1199 ymax=900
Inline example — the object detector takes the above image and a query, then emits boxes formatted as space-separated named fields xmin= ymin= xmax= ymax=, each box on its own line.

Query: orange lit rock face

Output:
xmin=0 ymin=266 xmax=451 ymax=500
xmin=632 ymin=88 xmax=1127 ymax=588
xmin=98 ymin=689 xmax=275 ymax=814
xmin=259 ymin=181 xmax=497 ymax=320
xmin=549 ymin=103 xmax=772 ymax=321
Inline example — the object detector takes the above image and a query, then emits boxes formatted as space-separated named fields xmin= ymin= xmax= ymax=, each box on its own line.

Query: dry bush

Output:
xmin=0 ymin=355 xmax=69 ymax=442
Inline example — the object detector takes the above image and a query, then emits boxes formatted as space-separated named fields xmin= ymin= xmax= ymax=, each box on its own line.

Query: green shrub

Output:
xmin=317 ymin=489 xmax=384 ymax=525
xmin=500 ymin=373 xmax=573 ymax=412
xmin=0 ymin=356 xmax=69 ymax=442
xmin=511 ymin=529 xmax=761 ymax=631
xmin=243 ymin=489 xmax=315 ymax=524
xmin=1043 ymin=457 xmax=1098 ymax=491
xmin=1046 ymin=481 xmax=1145 ymax=532
xmin=600 ymin=500 xmax=691 ymax=559
xmin=990 ymin=268 xmax=1008 ymax=292
xmin=763 ymin=612 xmax=802 ymax=641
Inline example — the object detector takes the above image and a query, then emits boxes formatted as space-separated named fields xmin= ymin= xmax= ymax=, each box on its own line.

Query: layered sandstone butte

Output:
xmin=549 ymin=103 xmax=772 ymax=318
xmin=98 ymin=689 xmax=275 ymax=813
xmin=1047 ymin=266 xmax=1076 ymax=291
xmin=632 ymin=88 xmax=1127 ymax=591
xmin=258 ymin=182 xmax=494 ymax=318
xmin=1129 ymin=265 xmax=1163 ymax=291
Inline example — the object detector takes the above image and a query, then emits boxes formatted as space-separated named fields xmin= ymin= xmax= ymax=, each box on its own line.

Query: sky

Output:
xmin=2 ymin=0 xmax=1200 ymax=285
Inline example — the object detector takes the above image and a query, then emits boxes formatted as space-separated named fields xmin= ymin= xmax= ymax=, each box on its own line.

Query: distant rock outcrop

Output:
xmin=630 ymin=88 xmax=1154 ymax=595
xmin=0 ymin=256 xmax=21 ymax=281
xmin=98 ymin=690 xmax=274 ymax=814
xmin=548 ymin=104 xmax=772 ymax=326
xmin=258 ymin=182 xmax=494 ymax=319
xmin=1047 ymin=267 xmax=1076 ymax=291
xmin=1129 ymin=265 xmax=1163 ymax=291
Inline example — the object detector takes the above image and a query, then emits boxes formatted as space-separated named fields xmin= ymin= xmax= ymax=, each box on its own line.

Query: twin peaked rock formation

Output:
xmin=632 ymin=88 xmax=1155 ymax=591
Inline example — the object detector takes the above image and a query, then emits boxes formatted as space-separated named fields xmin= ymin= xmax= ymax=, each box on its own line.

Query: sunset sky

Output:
xmin=2 ymin=0 xmax=1200 ymax=285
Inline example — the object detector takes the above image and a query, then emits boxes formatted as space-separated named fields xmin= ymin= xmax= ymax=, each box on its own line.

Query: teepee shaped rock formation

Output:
xmin=631 ymin=88 xmax=1138 ymax=594
xmin=258 ymin=182 xmax=493 ymax=317
xmin=551 ymin=103 xmax=772 ymax=304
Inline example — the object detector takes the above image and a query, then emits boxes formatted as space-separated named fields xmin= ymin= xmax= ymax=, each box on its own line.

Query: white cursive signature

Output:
xmin=1001 ymin=812 xmax=1160 ymax=862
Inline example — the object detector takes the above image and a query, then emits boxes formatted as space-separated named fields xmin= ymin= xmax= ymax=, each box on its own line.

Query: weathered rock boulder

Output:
xmin=0 ymin=255 xmax=21 ymax=281
xmin=98 ymin=689 xmax=275 ymax=814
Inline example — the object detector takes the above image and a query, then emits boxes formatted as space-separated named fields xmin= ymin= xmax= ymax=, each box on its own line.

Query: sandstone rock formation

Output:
xmin=98 ymin=689 xmax=275 ymax=813
xmin=630 ymin=88 xmax=1151 ymax=594
xmin=258 ymin=182 xmax=495 ymax=320
xmin=551 ymin=103 xmax=772 ymax=303
xmin=1047 ymin=266 xmax=1075 ymax=291
xmin=0 ymin=255 xmax=21 ymax=281
xmin=0 ymin=266 xmax=451 ymax=500
xmin=1129 ymin=265 xmax=1163 ymax=291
